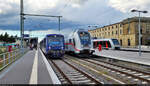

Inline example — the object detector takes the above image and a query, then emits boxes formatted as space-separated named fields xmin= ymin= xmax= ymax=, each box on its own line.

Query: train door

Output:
xmin=107 ymin=41 xmax=111 ymax=48
xmin=93 ymin=41 xmax=97 ymax=49
xmin=69 ymin=39 xmax=72 ymax=51
xmin=73 ymin=38 xmax=76 ymax=47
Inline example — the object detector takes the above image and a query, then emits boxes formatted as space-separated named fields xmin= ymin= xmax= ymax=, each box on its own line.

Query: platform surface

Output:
xmin=0 ymin=49 xmax=59 ymax=84
xmin=94 ymin=49 xmax=150 ymax=66
xmin=121 ymin=48 xmax=150 ymax=52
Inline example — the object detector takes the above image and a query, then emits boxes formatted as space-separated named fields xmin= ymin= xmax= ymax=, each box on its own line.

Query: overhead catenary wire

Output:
xmin=57 ymin=0 xmax=72 ymax=13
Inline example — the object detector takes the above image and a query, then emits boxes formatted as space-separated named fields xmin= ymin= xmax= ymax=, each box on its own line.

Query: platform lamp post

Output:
xmin=20 ymin=0 xmax=24 ymax=53
xmin=131 ymin=9 xmax=148 ymax=56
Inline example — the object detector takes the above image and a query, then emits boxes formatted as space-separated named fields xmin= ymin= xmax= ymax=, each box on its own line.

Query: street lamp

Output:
xmin=131 ymin=9 xmax=148 ymax=56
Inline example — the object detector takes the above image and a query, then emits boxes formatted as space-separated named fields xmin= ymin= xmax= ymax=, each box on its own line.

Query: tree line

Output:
xmin=0 ymin=32 xmax=17 ymax=43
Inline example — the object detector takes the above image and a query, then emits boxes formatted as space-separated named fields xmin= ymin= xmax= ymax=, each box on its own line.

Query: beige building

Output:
xmin=88 ymin=17 xmax=150 ymax=47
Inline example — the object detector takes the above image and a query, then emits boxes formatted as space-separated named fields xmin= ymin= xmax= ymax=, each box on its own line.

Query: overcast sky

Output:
xmin=0 ymin=0 xmax=150 ymax=41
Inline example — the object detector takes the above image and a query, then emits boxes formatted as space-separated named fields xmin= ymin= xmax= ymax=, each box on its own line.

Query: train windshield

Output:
xmin=78 ymin=32 xmax=91 ymax=45
xmin=112 ymin=39 xmax=120 ymax=45
xmin=47 ymin=36 xmax=64 ymax=46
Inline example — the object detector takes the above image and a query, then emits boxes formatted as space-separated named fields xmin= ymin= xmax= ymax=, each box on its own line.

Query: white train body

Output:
xmin=92 ymin=38 xmax=121 ymax=50
xmin=65 ymin=29 xmax=94 ymax=55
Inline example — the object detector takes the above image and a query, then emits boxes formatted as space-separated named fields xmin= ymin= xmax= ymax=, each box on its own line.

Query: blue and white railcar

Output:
xmin=65 ymin=29 xmax=95 ymax=55
xmin=40 ymin=34 xmax=65 ymax=58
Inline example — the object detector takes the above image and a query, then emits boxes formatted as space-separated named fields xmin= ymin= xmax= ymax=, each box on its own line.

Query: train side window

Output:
xmin=69 ymin=39 xmax=72 ymax=43
xmin=107 ymin=41 xmax=111 ymax=48
xmin=94 ymin=41 xmax=97 ymax=48
xmin=93 ymin=42 xmax=95 ymax=48
xmin=95 ymin=41 xmax=98 ymax=48
xmin=104 ymin=41 xmax=106 ymax=47
xmin=100 ymin=41 xmax=102 ymax=46
xmin=97 ymin=41 xmax=100 ymax=46
xmin=93 ymin=42 xmax=96 ymax=48
xmin=101 ymin=41 xmax=104 ymax=47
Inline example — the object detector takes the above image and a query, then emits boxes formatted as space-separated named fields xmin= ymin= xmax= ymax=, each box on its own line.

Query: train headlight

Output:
xmin=49 ymin=47 xmax=51 ymax=49
xmin=61 ymin=47 xmax=64 ymax=49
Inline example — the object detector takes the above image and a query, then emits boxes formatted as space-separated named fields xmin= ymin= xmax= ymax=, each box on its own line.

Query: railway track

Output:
xmin=48 ymin=59 xmax=102 ymax=84
xmin=85 ymin=59 xmax=150 ymax=84
xmin=65 ymin=55 xmax=150 ymax=84
xmin=91 ymin=58 xmax=150 ymax=75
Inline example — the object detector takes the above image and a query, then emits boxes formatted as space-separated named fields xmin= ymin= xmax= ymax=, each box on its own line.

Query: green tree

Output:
xmin=9 ymin=35 xmax=16 ymax=43
xmin=0 ymin=34 xmax=3 ymax=42
xmin=3 ymin=32 xmax=9 ymax=43
xmin=0 ymin=33 xmax=16 ymax=43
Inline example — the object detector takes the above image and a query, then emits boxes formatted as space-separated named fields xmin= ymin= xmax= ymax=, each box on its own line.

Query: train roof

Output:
xmin=46 ymin=34 xmax=64 ymax=37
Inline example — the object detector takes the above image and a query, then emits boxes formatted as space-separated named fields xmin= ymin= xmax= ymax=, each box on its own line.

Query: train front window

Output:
xmin=48 ymin=36 xmax=64 ymax=46
xmin=78 ymin=32 xmax=91 ymax=45
xmin=112 ymin=39 xmax=119 ymax=45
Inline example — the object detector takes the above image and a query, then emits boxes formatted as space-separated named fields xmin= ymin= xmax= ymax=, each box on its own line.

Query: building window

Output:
xmin=116 ymin=31 xmax=118 ymax=35
xmin=116 ymin=25 xmax=118 ymax=28
xmin=112 ymin=31 xmax=113 ymax=35
xmin=120 ymin=29 xmax=122 ymax=34
xmin=120 ymin=24 xmax=122 ymax=27
xmin=112 ymin=26 xmax=113 ymax=29
xmin=128 ymin=39 xmax=130 ymax=46
xmin=146 ymin=23 xmax=150 ymax=33
xmin=128 ymin=27 xmax=130 ymax=34
xmin=120 ymin=39 xmax=122 ymax=46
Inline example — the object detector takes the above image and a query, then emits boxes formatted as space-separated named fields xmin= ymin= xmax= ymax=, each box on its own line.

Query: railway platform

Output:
xmin=0 ymin=48 xmax=60 ymax=84
xmin=121 ymin=48 xmax=150 ymax=52
xmin=94 ymin=49 xmax=150 ymax=66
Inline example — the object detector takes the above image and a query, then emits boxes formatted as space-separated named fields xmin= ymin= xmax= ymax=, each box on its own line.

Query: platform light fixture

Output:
xmin=131 ymin=9 xmax=148 ymax=56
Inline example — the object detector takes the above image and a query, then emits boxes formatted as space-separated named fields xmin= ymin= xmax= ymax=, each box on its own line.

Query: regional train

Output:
xmin=40 ymin=34 xmax=65 ymax=58
xmin=65 ymin=29 xmax=95 ymax=55
xmin=92 ymin=38 xmax=121 ymax=50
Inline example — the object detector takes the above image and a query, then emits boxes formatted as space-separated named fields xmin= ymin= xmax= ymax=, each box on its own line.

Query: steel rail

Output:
xmin=118 ymin=49 xmax=150 ymax=53
xmin=92 ymin=58 xmax=150 ymax=75
xmin=62 ymin=59 xmax=102 ymax=84
xmin=50 ymin=60 xmax=72 ymax=84
xmin=83 ymin=59 xmax=150 ymax=83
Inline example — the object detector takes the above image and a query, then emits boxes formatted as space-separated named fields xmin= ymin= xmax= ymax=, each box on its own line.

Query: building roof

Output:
xmin=88 ymin=17 xmax=150 ymax=31
xmin=122 ymin=17 xmax=150 ymax=24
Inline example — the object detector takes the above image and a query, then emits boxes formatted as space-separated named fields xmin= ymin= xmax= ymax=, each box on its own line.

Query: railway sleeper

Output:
xmin=72 ymin=79 xmax=91 ymax=83
xmin=133 ymin=73 xmax=143 ymax=76
xmin=129 ymin=71 xmax=137 ymax=74
xmin=66 ymin=73 xmax=82 ymax=76
xmin=69 ymin=75 xmax=85 ymax=78
xmin=140 ymin=75 xmax=150 ymax=78
xmin=70 ymin=77 xmax=88 ymax=81
xmin=142 ymin=81 xmax=148 ymax=84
